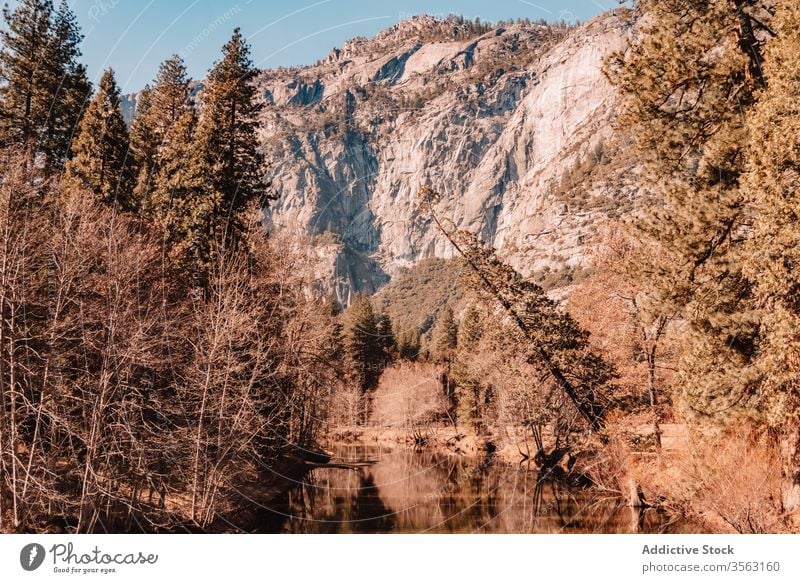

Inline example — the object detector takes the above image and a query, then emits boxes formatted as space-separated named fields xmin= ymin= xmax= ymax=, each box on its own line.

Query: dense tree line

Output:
xmin=0 ymin=1 xmax=340 ymax=532
xmin=609 ymin=0 xmax=800 ymax=520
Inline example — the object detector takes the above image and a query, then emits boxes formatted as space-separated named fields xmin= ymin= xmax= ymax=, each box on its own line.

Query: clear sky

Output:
xmin=55 ymin=0 xmax=615 ymax=92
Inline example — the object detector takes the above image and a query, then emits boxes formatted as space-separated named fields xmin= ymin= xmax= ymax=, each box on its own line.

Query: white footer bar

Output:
xmin=1 ymin=534 xmax=798 ymax=583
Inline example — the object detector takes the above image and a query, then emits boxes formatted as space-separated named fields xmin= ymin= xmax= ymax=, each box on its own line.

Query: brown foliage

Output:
xmin=0 ymin=149 xmax=342 ymax=532
xmin=370 ymin=362 xmax=449 ymax=430
xmin=569 ymin=224 xmax=677 ymax=414
xmin=649 ymin=427 xmax=785 ymax=534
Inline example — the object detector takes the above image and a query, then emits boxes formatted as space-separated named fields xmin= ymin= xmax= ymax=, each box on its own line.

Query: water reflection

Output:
xmin=255 ymin=445 xmax=685 ymax=534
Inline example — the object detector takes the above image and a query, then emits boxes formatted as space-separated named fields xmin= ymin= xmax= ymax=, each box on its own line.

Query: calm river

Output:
xmin=253 ymin=445 xmax=688 ymax=534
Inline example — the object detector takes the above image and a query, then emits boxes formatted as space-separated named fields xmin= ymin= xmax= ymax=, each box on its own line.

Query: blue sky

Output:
xmin=59 ymin=0 xmax=614 ymax=92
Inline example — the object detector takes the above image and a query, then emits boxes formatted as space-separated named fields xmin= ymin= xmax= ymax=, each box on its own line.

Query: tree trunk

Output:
xmin=646 ymin=348 xmax=658 ymax=407
xmin=730 ymin=0 xmax=767 ymax=89
xmin=781 ymin=426 xmax=800 ymax=524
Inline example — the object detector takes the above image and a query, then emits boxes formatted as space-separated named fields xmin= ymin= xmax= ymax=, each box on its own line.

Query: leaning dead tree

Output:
xmin=417 ymin=186 xmax=616 ymax=431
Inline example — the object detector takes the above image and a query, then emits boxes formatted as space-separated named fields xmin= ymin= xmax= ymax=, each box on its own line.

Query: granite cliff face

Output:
xmin=124 ymin=11 xmax=638 ymax=302
xmin=256 ymin=11 xmax=637 ymax=301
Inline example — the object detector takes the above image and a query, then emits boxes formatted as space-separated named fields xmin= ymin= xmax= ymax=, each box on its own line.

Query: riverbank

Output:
xmin=325 ymin=423 xmax=685 ymax=465
xmin=323 ymin=422 xmax=797 ymax=534
xmin=170 ymin=417 xmax=796 ymax=534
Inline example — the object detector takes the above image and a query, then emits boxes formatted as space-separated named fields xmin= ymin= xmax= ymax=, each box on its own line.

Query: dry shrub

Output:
xmin=177 ymin=212 xmax=347 ymax=527
xmin=1 ymin=170 xmax=181 ymax=532
xmin=581 ymin=436 xmax=633 ymax=497
xmin=370 ymin=362 xmax=449 ymax=429
xmin=644 ymin=427 xmax=786 ymax=533
xmin=326 ymin=383 xmax=362 ymax=429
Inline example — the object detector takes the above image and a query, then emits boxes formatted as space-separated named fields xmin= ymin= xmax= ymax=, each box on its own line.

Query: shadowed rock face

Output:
xmin=122 ymin=11 xmax=639 ymax=303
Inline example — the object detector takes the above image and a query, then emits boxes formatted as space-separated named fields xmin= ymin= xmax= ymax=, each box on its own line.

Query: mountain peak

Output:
xmin=257 ymin=10 xmax=636 ymax=302
xmin=326 ymin=13 xmax=496 ymax=64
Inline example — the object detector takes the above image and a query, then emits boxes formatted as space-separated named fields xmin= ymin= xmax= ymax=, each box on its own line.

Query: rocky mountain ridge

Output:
xmin=124 ymin=10 xmax=639 ymax=303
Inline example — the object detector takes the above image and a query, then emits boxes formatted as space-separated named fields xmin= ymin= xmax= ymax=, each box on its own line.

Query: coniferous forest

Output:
xmin=1 ymin=0 xmax=800 ymax=535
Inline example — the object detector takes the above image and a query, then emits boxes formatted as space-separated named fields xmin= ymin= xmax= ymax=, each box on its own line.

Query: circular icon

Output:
xmin=20 ymin=543 xmax=46 ymax=571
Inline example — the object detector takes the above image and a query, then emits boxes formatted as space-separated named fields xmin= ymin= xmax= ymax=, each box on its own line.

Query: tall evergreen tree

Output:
xmin=0 ymin=0 xmax=89 ymax=172
xmin=343 ymin=295 xmax=383 ymax=392
xmin=130 ymin=55 xmax=190 ymax=209
xmin=607 ymin=0 xmax=775 ymax=420
xmin=129 ymin=86 xmax=156 ymax=205
xmin=375 ymin=313 xmax=396 ymax=365
xmin=430 ymin=305 xmax=458 ymax=363
xmin=457 ymin=304 xmax=483 ymax=353
xmin=152 ymin=31 xmax=265 ymax=277
xmin=741 ymin=1 xmax=800 ymax=514
xmin=150 ymin=109 xmax=209 ymax=268
xmin=149 ymin=55 xmax=191 ymax=126
xmin=52 ymin=61 xmax=91 ymax=165
xmin=64 ymin=68 xmax=135 ymax=206
xmin=397 ymin=329 xmax=421 ymax=361
xmin=191 ymin=28 xmax=266 ymax=248
xmin=322 ymin=293 xmax=346 ymax=378
xmin=452 ymin=304 xmax=485 ymax=428
xmin=0 ymin=0 xmax=54 ymax=160
xmin=41 ymin=0 xmax=89 ymax=173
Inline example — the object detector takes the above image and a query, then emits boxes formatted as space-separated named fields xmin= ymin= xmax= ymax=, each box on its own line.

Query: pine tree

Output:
xmin=191 ymin=28 xmax=266 ymax=250
xmin=430 ymin=305 xmax=458 ymax=363
xmin=457 ymin=304 xmax=483 ymax=353
xmin=53 ymin=62 xmax=91 ymax=166
xmin=153 ymin=30 xmax=266 ymax=277
xmin=64 ymin=68 xmax=135 ymax=206
xmin=322 ymin=294 xmax=346 ymax=379
xmin=129 ymin=86 xmax=156 ymax=206
xmin=342 ymin=295 xmax=383 ymax=391
xmin=419 ymin=186 xmax=615 ymax=431
xmin=130 ymin=55 xmax=190 ymax=209
xmin=397 ymin=329 xmax=421 ymax=361
xmin=0 ymin=0 xmax=89 ymax=172
xmin=149 ymin=109 xmax=209 ymax=267
xmin=375 ymin=313 xmax=396 ymax=365
xmin=0 ymin=0 xmax=54 ymax=159
xmin=41 ymin=0 xmax=89 ymax=173
xmin=741 ymin=1 xmax=800 ymax=514
xmin=149 ymin=55 xmax=190 ymax=126
xmin=607 ymin=0 xmax=775 ymax=420
xmin=452 ymin=366 xmax=482 ymax=429
xmin=451 ymin=304 xmax=485 ymax=428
